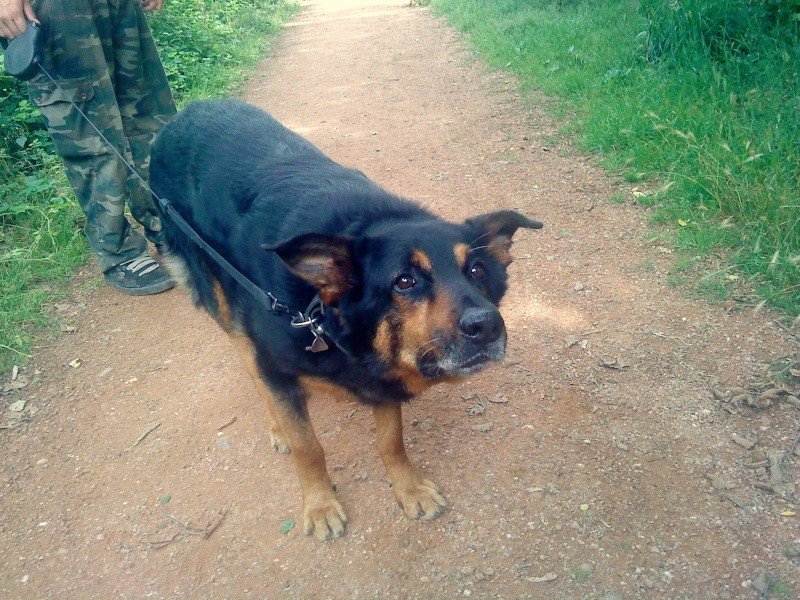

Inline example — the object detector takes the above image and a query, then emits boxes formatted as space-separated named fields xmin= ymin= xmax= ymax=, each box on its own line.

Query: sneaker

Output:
xmin=104 ymin=255 xmax=175 ymax=296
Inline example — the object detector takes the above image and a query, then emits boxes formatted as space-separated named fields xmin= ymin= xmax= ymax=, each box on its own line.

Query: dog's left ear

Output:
xmin=263 ymin=233 xmax=355 ymax=305
xmin=465 ymin=210 xmax=543 ymax=266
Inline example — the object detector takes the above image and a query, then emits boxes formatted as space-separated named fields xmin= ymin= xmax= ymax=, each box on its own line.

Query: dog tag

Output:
xmin=307 ymin=335 xmax=329 ymax=353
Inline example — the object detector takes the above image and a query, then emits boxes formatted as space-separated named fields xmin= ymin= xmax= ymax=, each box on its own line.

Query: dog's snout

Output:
xmin=458 ymin=307 xmax=504 ymax=344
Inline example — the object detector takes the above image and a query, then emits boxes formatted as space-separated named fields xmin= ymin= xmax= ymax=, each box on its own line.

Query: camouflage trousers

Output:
xmin=27 ymin=0 xmax=176 ymax=272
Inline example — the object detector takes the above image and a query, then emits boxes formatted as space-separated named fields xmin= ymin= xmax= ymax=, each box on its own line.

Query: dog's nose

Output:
xmin=458 ymin=307 xmax=504 ymax=344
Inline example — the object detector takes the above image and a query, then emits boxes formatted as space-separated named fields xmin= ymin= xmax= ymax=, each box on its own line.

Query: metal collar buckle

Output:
xmin=290 ymin=295 xmax=329 ymax=353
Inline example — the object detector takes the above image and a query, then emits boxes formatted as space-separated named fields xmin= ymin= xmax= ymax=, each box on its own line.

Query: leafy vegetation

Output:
xmin=0 ymin=0 xmax=297 ymax=372
xmin=431 ymin=0 xmax=800 ymax=317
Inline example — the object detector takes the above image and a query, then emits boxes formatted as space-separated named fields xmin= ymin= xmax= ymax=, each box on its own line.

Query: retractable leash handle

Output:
xmin=0 ymin=20 xmax=43 ymax=80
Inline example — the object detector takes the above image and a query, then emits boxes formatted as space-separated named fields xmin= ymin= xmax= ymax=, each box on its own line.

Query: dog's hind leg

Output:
xmin=229 ymin=334 xmax=290 ymax=454
xmin=372 ymin=403 xmax=447 ymax=521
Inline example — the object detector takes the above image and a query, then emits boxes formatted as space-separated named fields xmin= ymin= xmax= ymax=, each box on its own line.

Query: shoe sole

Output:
xmin=104 ymin=276 xmax=176 ymax=296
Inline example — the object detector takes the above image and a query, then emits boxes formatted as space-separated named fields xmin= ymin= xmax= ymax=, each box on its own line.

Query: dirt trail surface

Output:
xmin=2 ymin=1 xmax=799 ymax=598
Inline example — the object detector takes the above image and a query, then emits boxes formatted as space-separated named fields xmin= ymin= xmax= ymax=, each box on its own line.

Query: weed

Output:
xmin=609 ymin=191 xmax=626 ymax=205
xmin=571 ymin=564 xmax=592 ymax=583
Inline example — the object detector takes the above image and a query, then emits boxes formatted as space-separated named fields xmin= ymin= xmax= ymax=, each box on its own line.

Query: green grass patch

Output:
xmin=0 ymin=0 xmax=298 ymax=373
xmin=431 ymin=0 xmax=800 ymax=317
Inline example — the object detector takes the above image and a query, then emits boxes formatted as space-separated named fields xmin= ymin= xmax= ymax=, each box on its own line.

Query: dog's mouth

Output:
xmin=419 ymin=338 xmax=506 ymax=379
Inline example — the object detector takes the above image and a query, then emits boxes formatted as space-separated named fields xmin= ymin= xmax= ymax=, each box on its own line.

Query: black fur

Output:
xmin=151 ymin=99 xmax=542 ymax=408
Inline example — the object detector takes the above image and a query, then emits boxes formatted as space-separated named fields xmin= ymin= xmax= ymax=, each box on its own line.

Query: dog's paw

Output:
xmin=269 ymin=426 xmax=291 ymax=454
xmin=391 ymin=475 xmax=447 ymax=521
xmin=302 ymin=490 xmax=347 ymax=541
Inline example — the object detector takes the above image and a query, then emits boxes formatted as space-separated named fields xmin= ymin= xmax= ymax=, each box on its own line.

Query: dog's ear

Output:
xmin=465 ymin=210 xmax=543 ymax=266
xmin=263 ymin=233 xmax=355 ymax=305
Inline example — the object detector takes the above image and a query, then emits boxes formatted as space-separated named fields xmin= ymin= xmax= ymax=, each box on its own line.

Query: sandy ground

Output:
xmin=2 ymin=1 xmax=799 ymax=598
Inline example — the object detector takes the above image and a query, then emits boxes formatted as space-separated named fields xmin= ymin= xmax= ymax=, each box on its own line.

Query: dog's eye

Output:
xmin=393 ymin=274 xmax=417 ymax=292
xmin=469 ymin=262 xmax=486 ymax=280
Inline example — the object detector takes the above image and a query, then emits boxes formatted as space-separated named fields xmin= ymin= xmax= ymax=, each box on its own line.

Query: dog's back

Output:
xmin=151 ymin=99 xmax=424 ymax=317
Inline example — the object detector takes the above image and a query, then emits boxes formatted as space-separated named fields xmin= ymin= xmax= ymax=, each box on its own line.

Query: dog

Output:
xmin=150 ymin=99 xmax=542 ymax=541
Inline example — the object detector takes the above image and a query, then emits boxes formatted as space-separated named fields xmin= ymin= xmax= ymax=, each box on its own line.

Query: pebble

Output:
xmin=215 ymin=437 xmax=232 ymax=450
xmin=574 ymin=281 xmax=585 ymax=292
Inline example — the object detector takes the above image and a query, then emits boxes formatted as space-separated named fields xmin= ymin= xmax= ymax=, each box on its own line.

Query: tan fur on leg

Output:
xmin=372 ymin=403 xmax=446 ymax=520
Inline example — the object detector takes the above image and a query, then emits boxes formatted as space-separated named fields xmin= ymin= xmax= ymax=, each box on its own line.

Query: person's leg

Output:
xmin=107 ymin=0 xmax=177 ymax=244
xmin=28 ymin=0 xmax=148 ymax=273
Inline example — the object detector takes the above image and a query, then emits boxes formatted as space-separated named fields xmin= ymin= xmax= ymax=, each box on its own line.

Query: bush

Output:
xmin=640 ymin=0 xmax=800 ymax=65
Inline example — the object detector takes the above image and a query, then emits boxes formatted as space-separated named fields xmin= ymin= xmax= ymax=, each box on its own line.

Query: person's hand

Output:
xmin=140 ymin=0 xmax=164 ymax=13
xmin=0 ymin=0 xmax=37 ymax=40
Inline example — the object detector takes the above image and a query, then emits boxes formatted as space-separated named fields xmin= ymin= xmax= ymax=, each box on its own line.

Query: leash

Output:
xmin=2 ymin=22 xmax=351 ymax=358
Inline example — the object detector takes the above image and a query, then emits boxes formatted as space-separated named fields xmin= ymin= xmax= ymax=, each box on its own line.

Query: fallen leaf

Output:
xmin=460 ymin=390 xmax=478 ymax=400
xmin=467 ymin=399 xmax=485 ymax=415
xmin=488 ymin=394 xmax=509 ymax=404
xmin=9 ymin=400 xmax=26 ymax=412
xmin=160 ymin=495 xmax=171 ymax=505
xmin=472 ymin=422 xmax=494 ymax=432
xmin=528 ymin=572 xmax=557 ymax=583
xmin=781 ymin=510 xmax=796 ymax=517
xmin=69 ymin=359 xmax=82 ymax=369
xmin=600 ymin=356 xmax=630 ymax=370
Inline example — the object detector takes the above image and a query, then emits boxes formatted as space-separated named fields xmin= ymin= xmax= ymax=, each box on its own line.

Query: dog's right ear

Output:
xmin=263 ymin=233 xmax=355 ymax=305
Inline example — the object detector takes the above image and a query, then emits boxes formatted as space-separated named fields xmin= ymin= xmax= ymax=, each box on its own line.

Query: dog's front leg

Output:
xmin=372 ymin=403 xmax=447 ymax=520
xmin=274 ymin=393 xmax=347 ymax=541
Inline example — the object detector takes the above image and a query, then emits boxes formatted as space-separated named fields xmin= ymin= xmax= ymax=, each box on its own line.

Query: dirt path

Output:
xmin=2 ymin=1 xmax=799 ymax=598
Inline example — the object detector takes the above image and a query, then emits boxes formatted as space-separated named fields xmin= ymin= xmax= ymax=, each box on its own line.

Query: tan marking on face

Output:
xmin=391 ymin=286 xmax=457 ymax=377
xmin=374 ymin=318 xmax=394 ymax=363
xmin=410 ymin=249 xmax=432 ymax=274
xmin=454 ymin=243 xmax=469 ymax=269
xmin=487 ymin=235 xmax=514 ymax=266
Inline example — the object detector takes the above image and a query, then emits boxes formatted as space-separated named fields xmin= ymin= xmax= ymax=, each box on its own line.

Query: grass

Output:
xmin=0 ymin=0 xmax=299 ymax=374
xmin=430 ymin=0 xmax=800 ymax=319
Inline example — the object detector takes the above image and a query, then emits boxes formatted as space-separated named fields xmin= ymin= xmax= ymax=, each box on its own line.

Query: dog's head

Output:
xmin=266 ymin=210 xmax=542 ymax=391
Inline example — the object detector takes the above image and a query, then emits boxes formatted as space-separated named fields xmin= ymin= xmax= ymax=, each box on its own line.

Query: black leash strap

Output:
xmin=3 ymin=22 xmax=352 ymax=357
xmin=157 ymin=198 xmax=291 ymax=315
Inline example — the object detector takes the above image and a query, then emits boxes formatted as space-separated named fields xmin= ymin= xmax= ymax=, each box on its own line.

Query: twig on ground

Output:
xmin=162 ymin=506 xmax=228 ymax=539
xmin=217 ymin=416 xmax=237 ymax=431
xmin=131 ymin=421 xmax=161 ymax=448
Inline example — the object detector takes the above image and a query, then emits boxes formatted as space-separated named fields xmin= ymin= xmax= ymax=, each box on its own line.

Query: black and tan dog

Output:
xmin=150 ymin=99 xmax=542 ymax=541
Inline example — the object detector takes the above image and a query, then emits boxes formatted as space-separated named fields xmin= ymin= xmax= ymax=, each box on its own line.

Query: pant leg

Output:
xmin=108 ymin=0 xmax=177 ymax=243
xmin=27 ymin=0 xmax=146 ymax=272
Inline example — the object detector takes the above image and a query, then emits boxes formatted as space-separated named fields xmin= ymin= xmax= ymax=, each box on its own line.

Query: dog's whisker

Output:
xmin=419 ymin=346 xmax=439 ymax=360
xmin=469 ymin=231 xmax=492 ymax=246
xmin=415 ymin=337 xmax=441 ymax=353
